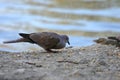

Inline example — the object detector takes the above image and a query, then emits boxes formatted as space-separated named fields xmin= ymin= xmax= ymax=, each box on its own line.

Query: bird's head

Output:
xmin=61 ymin=35 xmax=70 ymax=45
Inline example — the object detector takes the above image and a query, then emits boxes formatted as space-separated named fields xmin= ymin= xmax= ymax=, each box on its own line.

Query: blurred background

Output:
xmin=0 ymin=0 xmax=120 ymax=52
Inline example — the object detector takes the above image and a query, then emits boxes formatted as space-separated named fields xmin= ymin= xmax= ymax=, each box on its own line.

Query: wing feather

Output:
xmin=29 ymin=32 xmax=60 ymax=49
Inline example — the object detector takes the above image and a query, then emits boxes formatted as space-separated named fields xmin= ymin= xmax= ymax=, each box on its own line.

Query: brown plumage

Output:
xmin=3 ymin=32 xmax=70 ymax=52
xmin=94 ymin=35 xmax=120 ymax=47
xmin=108 ymin=36 xmax=120 ymax=42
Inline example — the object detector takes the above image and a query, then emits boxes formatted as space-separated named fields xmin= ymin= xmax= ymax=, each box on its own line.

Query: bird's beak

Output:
xmin=67 ymin=41 xmax=70 ymax=45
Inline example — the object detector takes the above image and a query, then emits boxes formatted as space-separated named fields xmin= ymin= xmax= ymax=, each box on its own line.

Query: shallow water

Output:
xmin=0 ymin=0 xmax=120 ymax=52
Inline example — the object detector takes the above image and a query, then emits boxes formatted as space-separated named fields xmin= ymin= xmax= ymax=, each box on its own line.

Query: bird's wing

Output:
xmin=19 ymin=33 xmax=30 ymax=39
xmin=29 ymin=32 xmax=60 ymax=48
xmin=19 ymin=33 xmax=35 ymax=43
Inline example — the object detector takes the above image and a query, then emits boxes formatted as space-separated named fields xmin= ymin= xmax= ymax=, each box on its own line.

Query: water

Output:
xmin=0 ymin=0 xmax=120 ymax=52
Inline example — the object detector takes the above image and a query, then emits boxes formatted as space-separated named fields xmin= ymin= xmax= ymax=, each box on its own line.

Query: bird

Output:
xmin=3 ymin=32 xmax=70 ymax=52
xmin=108 ymin=36 xmax=120 ymax=42
xmin=94 ymin=36 xmax=120 ymax=47
xmin=93 ymin=38 xmax=117 ymax=45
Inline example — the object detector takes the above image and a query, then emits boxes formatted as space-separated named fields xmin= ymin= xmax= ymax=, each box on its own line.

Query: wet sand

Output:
xmin=0 ymin=44 xmax=120 ymax=80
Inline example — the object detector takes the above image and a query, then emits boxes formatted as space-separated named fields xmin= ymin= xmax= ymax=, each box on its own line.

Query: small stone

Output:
xmin=56 ymin=57 xmax=64 ymax=61
xmin=14 ymin=69 xmax=25 ymax=74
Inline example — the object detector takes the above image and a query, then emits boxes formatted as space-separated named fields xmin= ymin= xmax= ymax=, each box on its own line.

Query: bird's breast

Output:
xmin=53 ymin=40 xmax=66 ymax=49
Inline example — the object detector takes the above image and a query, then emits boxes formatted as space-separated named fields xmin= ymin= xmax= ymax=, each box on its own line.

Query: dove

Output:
xmin=3 ymin=32 xmax=70 ymax=52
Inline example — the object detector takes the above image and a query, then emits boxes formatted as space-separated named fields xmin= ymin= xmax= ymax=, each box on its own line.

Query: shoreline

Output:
xmin=0 ymin=44 xmax=120 ymax=80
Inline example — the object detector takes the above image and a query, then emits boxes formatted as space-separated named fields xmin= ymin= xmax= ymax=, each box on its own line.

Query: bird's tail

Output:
xmin=3 ymin=38 xmax=29 ymax=43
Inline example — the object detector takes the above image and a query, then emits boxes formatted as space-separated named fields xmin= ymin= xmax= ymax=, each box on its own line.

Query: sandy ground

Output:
xmin=0 ymin=44 xmax=120 ymax=80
